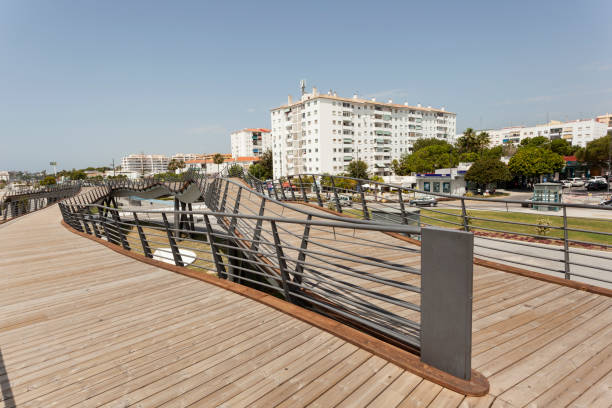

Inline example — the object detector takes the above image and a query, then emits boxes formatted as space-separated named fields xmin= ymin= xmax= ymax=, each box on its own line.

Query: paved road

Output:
xmin=362 ymin=200 xmax=612 ymax=289
xmin=472 ymin=235 xmax=612 ymax=290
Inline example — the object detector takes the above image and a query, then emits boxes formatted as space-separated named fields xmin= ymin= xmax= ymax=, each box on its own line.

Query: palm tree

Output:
xmin=213 ymin=153 xmax=225 ymax=174
xmin=457 ymin=128 xmax=490 ymax=153
xmin=167 ymin=159 xmax=178 ymax=172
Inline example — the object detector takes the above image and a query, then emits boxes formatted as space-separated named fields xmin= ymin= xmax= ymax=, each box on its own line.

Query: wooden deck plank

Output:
xmin=0 ymin=191 xmax=610 ymax=407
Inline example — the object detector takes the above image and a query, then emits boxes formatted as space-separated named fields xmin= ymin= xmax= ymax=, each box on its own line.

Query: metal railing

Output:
xmin=240 ymin=171 xmax=612 ymax=288
xmin=0 ymin=182 xmax=81 ymax=222
xmin=58 ymin=172 xmax=476 ymax=381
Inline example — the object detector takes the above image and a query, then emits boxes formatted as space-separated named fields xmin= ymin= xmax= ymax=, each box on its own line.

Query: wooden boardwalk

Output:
xmin=0 ymin=203 xmax=611 ymax=407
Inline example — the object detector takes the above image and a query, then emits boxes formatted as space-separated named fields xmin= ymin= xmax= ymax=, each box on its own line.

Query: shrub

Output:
xmin=536 ymin=217 xmax=552 ymax=236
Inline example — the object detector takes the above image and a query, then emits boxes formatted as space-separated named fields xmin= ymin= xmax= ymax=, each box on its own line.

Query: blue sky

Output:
xmin=1 ymin=0 xmax=611 ymax=171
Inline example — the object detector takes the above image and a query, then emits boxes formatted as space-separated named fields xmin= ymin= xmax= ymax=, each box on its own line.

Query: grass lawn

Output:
xmin=333 ymin=205 xmax=611 ymax=246
xmin=125 ymin=225 xmax=220 ymax=273
xmin=419 ymin=208 xmax=612 ymax=246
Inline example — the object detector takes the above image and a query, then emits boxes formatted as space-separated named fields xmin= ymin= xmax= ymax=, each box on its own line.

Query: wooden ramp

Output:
xmin=0 ymin=204 xmax=610 ymax=407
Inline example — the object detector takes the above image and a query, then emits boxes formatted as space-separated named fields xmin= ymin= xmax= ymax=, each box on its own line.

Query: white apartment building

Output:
xmin=486 ymin=119 xmax=608 ymax=148
xmin=120 ymin=154 xmax=170 ymax=175
xmin=230 ymin=128 xmax=272 ymax=158
xmin=596 ymin=113 xmax=612 ymax=132
xmin=172 ymin=153 xmax=205 ymax=162
xmin=270 ymin=87 xmax=456 ymax=178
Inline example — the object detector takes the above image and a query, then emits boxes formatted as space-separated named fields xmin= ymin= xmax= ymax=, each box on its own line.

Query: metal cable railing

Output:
xmin=0 ymin=182 xmax=81 ymax=222
xmin=239 ymin=171 xmax=612 ymax=288
xmin=58 ymin=171 xmax=477 ymax=381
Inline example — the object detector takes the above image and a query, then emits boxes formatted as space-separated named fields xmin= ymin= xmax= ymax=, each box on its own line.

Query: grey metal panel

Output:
xmin=420 ymin=227 xmax=473 ymax=380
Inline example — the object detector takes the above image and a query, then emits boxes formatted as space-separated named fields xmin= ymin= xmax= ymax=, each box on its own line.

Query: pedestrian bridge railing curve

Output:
xmin=1 ymin=182 xmax=81 ymax=222
xmin=241 ymin=171 xmax=612 ymax=288
xmin=58 ymin=172 xmax=479 ymax=384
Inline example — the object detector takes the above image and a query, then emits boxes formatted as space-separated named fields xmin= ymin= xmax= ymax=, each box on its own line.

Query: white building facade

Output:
xmin=120 ymin=154 xmax=170 ymax=176
xmin=270 ymin=88 xmax=456 ymax=178
xmin=230 ymin=128 xmax=272 ymax=158
xmin=486 ymin=119 xmax=608 ymax=148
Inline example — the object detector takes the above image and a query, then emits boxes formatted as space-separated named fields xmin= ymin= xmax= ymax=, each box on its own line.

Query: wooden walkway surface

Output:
xmin=0 ymin=202 xmax=610 ymax=407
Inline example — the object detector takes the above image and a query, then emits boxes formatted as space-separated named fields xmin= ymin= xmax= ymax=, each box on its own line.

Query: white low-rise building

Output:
xmin=596 ymin=113 xmax=612 ymax=132
xmin=270 ymin=86 xmax=456 ymax=178
xmin=231 ymin=128 xmax=272 ymax=158
xmin=172 ymin=153 xmax=205 ymax=162
xmin=120 ymin=154 xmax=170 ymax=176
xmin=185 ymin=156 xmax=260 ymax=174
xmin=416 ymin=167 xmax=468 ymax=196
xmin=485 ymin=119 xmax=608 ymax=148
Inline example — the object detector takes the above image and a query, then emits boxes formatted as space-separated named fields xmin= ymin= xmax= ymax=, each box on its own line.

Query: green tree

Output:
xmin=465 ymin=158 xmax=511 ymax=190
xmin=227 ymin=164 xmax=244 ymax=177
xmin=549 ymin=138 xmax=572 ymax=156
xmin=70 ymin=170 xmax=87 ymax=180
xmin=212 ymin=153 xmax=225 ymax=174
xmin=456 ymin=128 xmax=490 ymax=153
xmin=508 ymin=146 xmax=565 ymax=181
xmin=167 ymin=159 xmax=179 ymax=172
xmin=399 ymin=143 xmax=458 ymax=174
xmin=393 ymin=141 xmax=457 ymax=175
xmin=520 ymin=136 xmax=549 ymax=147
xmin=346 ymin=160 xmax=368 ymax=179
xmin=576 ymin=134 xmax=611 ymax=174
xmin=411 ymin=138 xmax=449 ymax=153
xmin=248 ymin=149 xmax=273 ymax=180
xmin=39 ymin=175 xmax=57 ymax=186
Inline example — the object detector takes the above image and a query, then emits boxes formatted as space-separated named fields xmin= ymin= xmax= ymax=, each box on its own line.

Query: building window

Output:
xmin=433 ymin=182 xmax=440 ymax=193
xmin=423 ymin=182 xmax=430 ymax=192
xmin=443 ymin=182 xmax=450 ymax=193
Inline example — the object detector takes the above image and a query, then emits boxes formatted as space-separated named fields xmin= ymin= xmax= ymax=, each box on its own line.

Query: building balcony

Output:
xmin=343 ymin=138 xmax=354 ymax=143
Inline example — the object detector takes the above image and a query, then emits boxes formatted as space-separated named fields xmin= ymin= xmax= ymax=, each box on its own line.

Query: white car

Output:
xmin=561 ymin=180 xmax=572 ymax=188
xmin=569 ymin=178 xmax=584 ymax=187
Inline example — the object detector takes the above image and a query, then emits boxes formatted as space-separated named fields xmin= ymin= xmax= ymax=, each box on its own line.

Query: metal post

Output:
xmin=133 ymin=212 xmax=153 ymax=258
xmin=330 ymin=176 xmax=342 ymax=213
xmin=203 ymin=214 xmax=226 ymax=277
xmin=270 ymin=220 xmax=293 ymax=301
xmin=187 ymin=202 xmax=195 ymax=234
xmin=298 ymin=175 xmax=308 ymax=202
xmin=272 ymin=181 xmax=280 ymax=201
xmin=219 ymin=180 xmax=229 ymax=212
xmin=461 ymin=198 xmax=469 ymax=232
xmin=161 ymin=213 xmax=183 ymax=266
xmin=229 ymin=186 xmax=242 ymax=232
xmin=111 ymin=211 xmax=130 ymax=250
xmin=287 ymin=176 xmax=297 ymax=201
xmin=294 ymin=215 xmax=312 ymax=284
xmin=78 ymin=212 xmax=91 ymax=235
xmin=420 ymin=227 xmax=473 ymax=380
xmin=279 ymin=180 xmax=287 ymax=201
xmin=359 ymin=181 xmax=369 ymax=220
xmin=251 ymin=197 xmax=266 ymax=252
xmin=398 ymin=190 xmax=409 ymax=225
xmin=563 ymin=206 xmax=570 ymax=280
xmin=100 ymin=216 xmax=115 ymax=245
xmin=312 ymin=175 xmax=323 ymax=207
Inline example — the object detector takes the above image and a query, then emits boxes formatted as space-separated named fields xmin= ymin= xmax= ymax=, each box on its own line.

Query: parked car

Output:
xmin=410 ymin=195 xmax=437 ymax=207
xmin=586 ymin=180 xmax=608 ymax=191
xmin=600 ymin=198 xmax=612 ymax=206
xmin=569 ymin=178 xmax=584 ymax=187
xmin=337 ymin=195 xmax=353 ymax=207
xmin=521 ymin=197 xmax=534 ymax=208
xmin=561 ymin=180 xmax=572 ymax=188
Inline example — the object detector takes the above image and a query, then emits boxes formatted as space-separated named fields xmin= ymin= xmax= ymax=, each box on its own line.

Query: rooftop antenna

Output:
xmin=300 ymin=79 xmax=306 ymax=96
